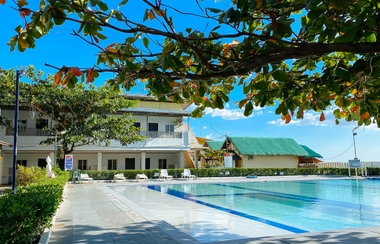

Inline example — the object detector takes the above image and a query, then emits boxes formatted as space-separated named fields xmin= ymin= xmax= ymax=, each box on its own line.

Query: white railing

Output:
xmin=318 ymin=162 xmax=380 ymax=168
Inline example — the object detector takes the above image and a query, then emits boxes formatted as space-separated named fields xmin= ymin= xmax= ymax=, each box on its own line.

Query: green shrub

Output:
xmin=0 ymin=172 xmax=69 ymax=244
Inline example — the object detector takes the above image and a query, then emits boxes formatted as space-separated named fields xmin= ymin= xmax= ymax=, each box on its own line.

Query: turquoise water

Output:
xmin=148 ymin=179 xmax=380 ymax=233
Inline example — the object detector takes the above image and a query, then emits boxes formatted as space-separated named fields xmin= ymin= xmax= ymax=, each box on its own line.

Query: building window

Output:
xmin=78 ymin=160 xmax=87 ymax=170
xmin=134 ymin=122 xmax=141 ymax=128
xmin=37 ymin=158 xmax=46 ymax=168
xmin=108 ymin=159 xmax=117 ymax=170
xmin=18 ymin=120 xmax=27 ymax=129
xmin=148 ymin=123 xmax=158 ymax=137
xmin=17 ymin=160 xmax=27 ymax=167
xmin=165 ymin=124 xmax=174 ymax=133
xmin=145 ymin=158 xmax=150 ymax=169
xmin=125 ymin=158 xmax=135 ymax=169
xmin=36 ymin=119 xmax=48 ymax=129
xmin=248 ymin=155 xmax=254 ymax=160
xmin=158 ymin=159 xmax=167 ymax=169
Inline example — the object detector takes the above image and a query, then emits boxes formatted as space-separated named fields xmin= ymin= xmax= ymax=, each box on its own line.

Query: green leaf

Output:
xmin=365 ymin=33 xmax=376 ymax=42
xmin=98 ymin=1 xmax=109 ymax=11
xmin=335 ymin=28 xmax=359 ymax=43
xmin=118 ymin=0 xmax=129 ymax=7
xmin=89 ymin=0 xmax=99 ymax=6
xmin=143 ymin=37 xmax=149 ymax=48
xmin=244 ymin=101 xmax=253 ymax=116
xmin=272 ymin=70 xmax=289 ymax=82
xmin=207 ymin=8 xmax=223 ymax=13
xmin=335 ymin=67 xmax=352 ymax=81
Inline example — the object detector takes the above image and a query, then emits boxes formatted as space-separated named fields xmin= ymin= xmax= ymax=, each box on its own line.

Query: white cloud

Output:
xmin=267 ymin=110 xmax=335 ymax=126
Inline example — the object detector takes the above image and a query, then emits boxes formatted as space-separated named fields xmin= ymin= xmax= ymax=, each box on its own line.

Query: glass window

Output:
xmin=158 ymin=159 xmax=167 ymax=169
xmin=108 ymin=159 xmax=117 ymax=170
xmin=165 ymin=124 xmax=174 ymax=132
xmin=17 ymin=160 xmax=27 ymax=167
xmin=78 ymin=160 xmax=87 ymax=170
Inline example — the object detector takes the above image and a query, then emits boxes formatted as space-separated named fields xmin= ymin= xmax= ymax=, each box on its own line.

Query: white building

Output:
xmin=0 ymin=95 xmax=199 ymax=185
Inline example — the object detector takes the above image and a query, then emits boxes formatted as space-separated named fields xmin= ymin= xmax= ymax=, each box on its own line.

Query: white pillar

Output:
xmin=179 ymin=151 xmax=184 ymax=168
xmin=97 ymin=152 xmax=102 ymax=171
xmin=141 ymin=152 xmax=146 ymax=170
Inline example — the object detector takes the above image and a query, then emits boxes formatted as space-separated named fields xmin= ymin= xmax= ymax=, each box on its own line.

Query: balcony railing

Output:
xmin=5 ymin=127 xmax=182 ymax=139
xmin=6 ymin=127 xmax=52 ymax=136
xmin=139 ymin=131 xmax=182 ymax=139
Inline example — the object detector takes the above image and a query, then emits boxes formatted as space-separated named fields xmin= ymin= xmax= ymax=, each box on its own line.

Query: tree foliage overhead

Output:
xmin=3 ymin=0 xmax=380 ymax=126
xmin=0 ymin=66 xmax=145 ymax=156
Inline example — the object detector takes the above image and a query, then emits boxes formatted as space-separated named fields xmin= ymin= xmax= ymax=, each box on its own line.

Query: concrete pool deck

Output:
xmin=48 ymin=175 xmax=380 ymax=243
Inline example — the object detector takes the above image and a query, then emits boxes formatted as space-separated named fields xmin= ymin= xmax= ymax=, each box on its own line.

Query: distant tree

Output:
xmin=3 ymin=0 xmax=380 ymax=126
xmin=201 ymin=149 xmax=225 ymax=168
xmin=0 ymin=66 xmax=145 ymax=167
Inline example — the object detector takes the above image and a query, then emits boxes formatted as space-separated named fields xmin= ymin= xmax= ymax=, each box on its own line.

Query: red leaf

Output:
xmin=71 ymin=67 xmax=83 ymax=76
xmin=319 ymin=112 xmax=325 ymax=122
xmin=86 ymin=68 xmax=94 ymax=83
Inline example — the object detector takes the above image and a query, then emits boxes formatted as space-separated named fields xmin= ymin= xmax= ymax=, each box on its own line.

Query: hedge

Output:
xmin=0 ymin=172 xmax=70 ymax=244
xmin=77 ymin=167 xmax=379 ymax=180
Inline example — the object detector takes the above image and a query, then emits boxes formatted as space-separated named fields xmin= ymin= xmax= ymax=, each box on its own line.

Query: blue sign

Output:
xmin=65 ymin=155 xmax=73 ymax=171
xmin=349 ymin=159 xmax=361 ymax=168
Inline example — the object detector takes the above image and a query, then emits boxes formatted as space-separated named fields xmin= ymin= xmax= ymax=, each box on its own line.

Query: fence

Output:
xmin=318 ymin=162 xmax=380 ymax=168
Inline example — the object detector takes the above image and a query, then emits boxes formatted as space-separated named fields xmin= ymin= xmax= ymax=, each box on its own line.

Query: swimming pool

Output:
xmin=109 ymin=178 xmax=380 ymax=242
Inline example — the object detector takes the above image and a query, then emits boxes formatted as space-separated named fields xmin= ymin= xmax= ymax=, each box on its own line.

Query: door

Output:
xmin=148 ymin=123 xmax=158 ymax=137
xmin=145 ymin=158 xmax=150 ymax=169
xmin=125 ymin=158 xmax=135 ymax=169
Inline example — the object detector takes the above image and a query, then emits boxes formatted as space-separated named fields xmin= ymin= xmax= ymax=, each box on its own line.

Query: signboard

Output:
xmin=65 ymin=155 xmax=73 ymax=171
xmin=224 ymin=156 xmax=233 ymax=168
xmin=348 ymin=159 xmax=361 ymax=168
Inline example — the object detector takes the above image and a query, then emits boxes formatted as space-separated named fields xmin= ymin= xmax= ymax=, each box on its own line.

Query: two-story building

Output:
xmin=0 ymin=94 xmax=199 ymax=184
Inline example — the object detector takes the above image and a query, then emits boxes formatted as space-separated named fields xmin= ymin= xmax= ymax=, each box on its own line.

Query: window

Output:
xmin=108 ymin=159 xmax=117 ymax=170
xmin=125 ymin=158 xmax=135 ymax=169
xmin=36 ymin=119 xmax=48 ymax=129
xmin=78 ymin=160 xmax=87 ymax=170
xmin=148 ymin=123 xmax=158 ymax=131
xmin=248 ymin=155 xmax=254 ymax=160
xmin=148 ymin=123 xmax=158 ymax=137
xmin=165 ymin=124 xmax=174 ymax=132
xmin=17 ymin=160 xmax=27 ymax=167
xmin=37 ymin=158 xmax=45 ymax=168
xmin=18 ymin=120 xmax=27 ymax=128
xmin=145 ymin=158 xmax=150 ymax=169
xmin=133 ymin=122 xmax=141 ymax=135
xmin=158 ymin=159 xmax=167 ymax=169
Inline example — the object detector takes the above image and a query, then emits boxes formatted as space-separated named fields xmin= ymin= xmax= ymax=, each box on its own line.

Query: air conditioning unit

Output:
xmin=176 ymin=118 xmax=183 ymax=125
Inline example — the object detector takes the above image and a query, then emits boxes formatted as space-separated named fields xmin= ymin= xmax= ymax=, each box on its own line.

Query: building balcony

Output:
xmin=6 ymin=127 xmax=52 ymax=136
xmin=5 ymin=127 xmax=182 ymax=139
xmin=139 ymin=131 xmax=182 ymax=139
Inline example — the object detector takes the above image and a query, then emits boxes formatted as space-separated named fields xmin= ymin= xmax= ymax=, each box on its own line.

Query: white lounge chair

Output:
xmin=113 ymin=173 xmax=126 ymax=182
xmin=80 ymin=173 xmax=93 ymax=183
xmin=135 ymin=173 xmax=148 ymax=181
xmin=152 ymin=172 xmax=160 ymax=179
xmin=159 ymin=169 xmax=173 ymax=180
xmin=181 ymin=169 xmax=195 ymax=180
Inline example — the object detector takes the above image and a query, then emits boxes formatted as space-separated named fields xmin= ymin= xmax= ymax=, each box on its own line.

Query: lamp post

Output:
xmin=352 ymin=126 xmax=359 ymax=159
xmin=12 ymin=70 xmax=23 ymax=194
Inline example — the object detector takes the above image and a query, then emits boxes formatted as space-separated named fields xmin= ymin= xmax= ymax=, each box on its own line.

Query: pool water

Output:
xmin=147 ymin=179 xmax=380 ymax=233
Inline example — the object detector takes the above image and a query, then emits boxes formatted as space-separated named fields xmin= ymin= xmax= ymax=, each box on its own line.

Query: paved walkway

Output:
xmin=48 ymin=177 xmax=380 ymax=244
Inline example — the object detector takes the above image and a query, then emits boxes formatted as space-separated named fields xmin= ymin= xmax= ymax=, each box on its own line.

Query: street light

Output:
xmin=352 ymin=126 xmax=359 ymax=159
xmin=12 ymin=69 xmax=25 ymax=194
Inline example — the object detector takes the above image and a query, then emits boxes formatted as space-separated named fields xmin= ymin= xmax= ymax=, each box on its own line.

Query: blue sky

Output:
xmin=1 ymin=1 xmax=380 ymax=162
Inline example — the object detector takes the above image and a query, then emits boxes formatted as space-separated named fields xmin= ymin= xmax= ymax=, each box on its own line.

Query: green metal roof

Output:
xmin=227 ymin=137 xmax=309 ymax=156
xmin=205 ymin=141 xmax=224 ymax=150
xmin=300 ymin=145 xmax=323 ymax=158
